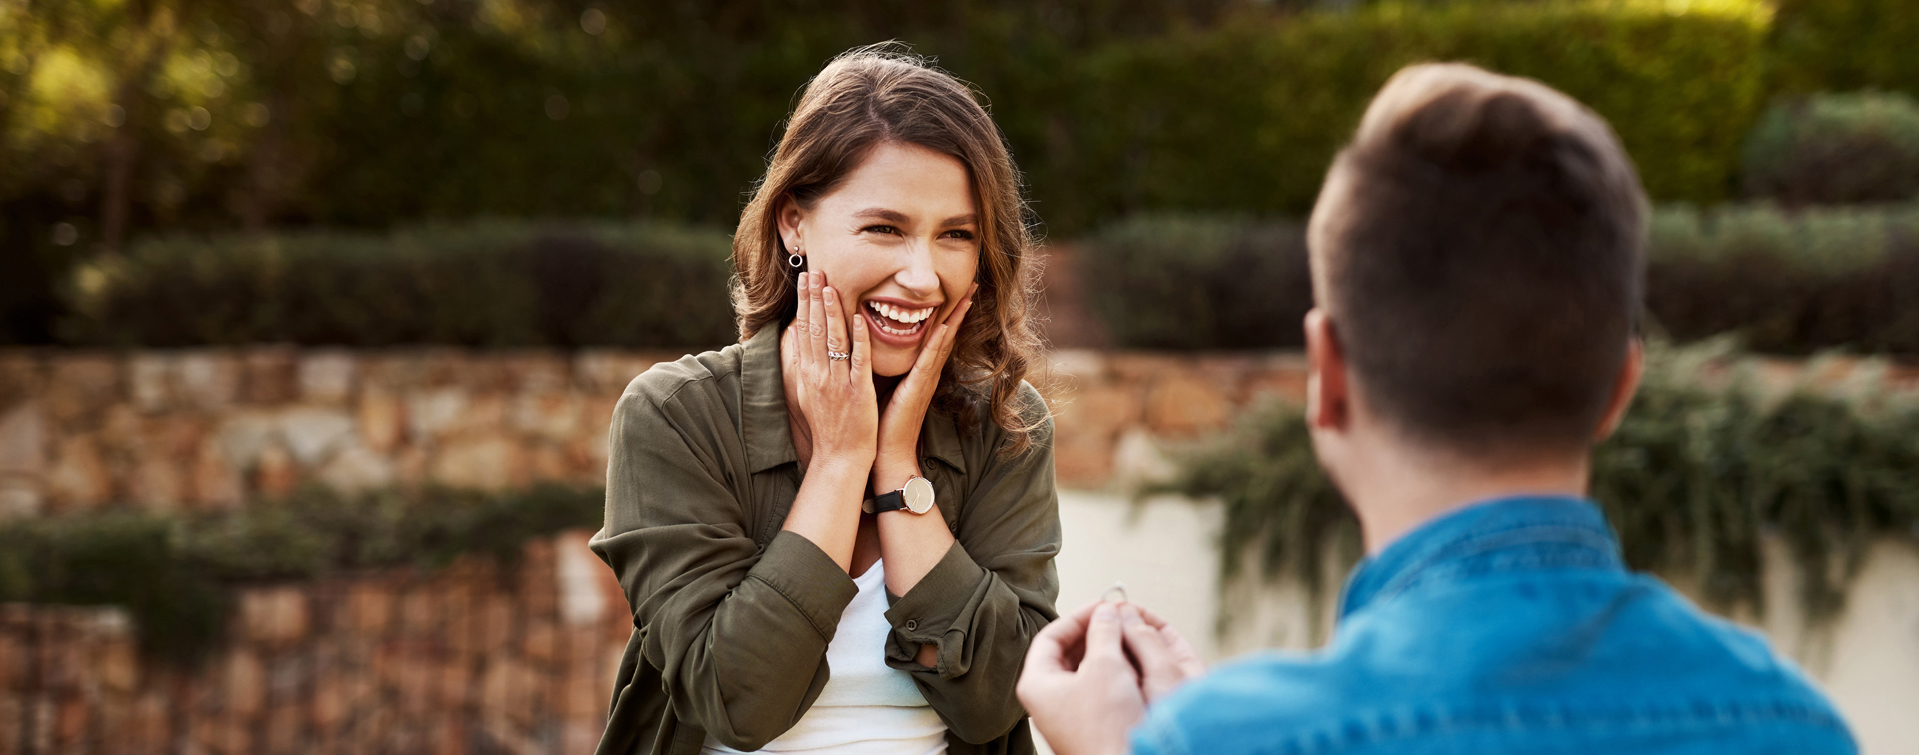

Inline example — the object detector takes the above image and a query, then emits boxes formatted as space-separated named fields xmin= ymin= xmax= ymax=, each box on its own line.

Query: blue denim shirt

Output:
xmin=1131 ymin=496 xmax=1857 ymax=755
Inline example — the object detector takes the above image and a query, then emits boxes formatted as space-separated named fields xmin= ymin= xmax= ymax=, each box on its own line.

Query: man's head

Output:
xmin=1304 ymin=63 xmax=1647 ymax=487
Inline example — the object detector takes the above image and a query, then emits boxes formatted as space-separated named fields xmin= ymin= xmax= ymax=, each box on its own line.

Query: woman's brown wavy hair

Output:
xmin=731 ymin=44 xmax=1048 ymax=455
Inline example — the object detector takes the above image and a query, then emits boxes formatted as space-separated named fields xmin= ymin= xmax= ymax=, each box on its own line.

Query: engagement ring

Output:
xmin=828 ymin=350 xmax=850 ymax=361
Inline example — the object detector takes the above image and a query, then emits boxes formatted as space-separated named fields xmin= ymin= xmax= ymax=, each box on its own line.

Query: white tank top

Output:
xmin=702 ymin=560 xmax=949 ymax=755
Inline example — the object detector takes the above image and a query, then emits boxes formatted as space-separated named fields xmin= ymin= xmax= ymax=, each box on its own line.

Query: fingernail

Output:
xmin=1120 ymin=604 xmax=1143 ymax=625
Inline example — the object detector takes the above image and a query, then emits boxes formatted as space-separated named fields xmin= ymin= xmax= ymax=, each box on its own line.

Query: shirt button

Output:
xmin=905 ymin=619 xmax=919 ymax=631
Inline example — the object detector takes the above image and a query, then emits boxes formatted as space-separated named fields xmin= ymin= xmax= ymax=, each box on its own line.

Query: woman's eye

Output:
xmin=943 ymin=229 xmax=976 ymax=241
xmin=863 ymin=225 xmax=899 ymax=235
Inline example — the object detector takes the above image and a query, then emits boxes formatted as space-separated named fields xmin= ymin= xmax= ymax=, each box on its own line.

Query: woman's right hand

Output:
xmin=785 ymin=271 xmax=878 ymax=468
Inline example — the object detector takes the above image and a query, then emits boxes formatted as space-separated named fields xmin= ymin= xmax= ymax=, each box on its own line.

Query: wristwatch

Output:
xmin=864 ymin=475 xmax=935 ymax=514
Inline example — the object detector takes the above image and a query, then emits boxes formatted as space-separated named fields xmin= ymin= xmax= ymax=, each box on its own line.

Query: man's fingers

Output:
xmin=1120 ymin=604 xmax=1185 ymax=703
xmin=1082 ymin=602 xmax=1131 ymax=670
xmin=1158 ymin=623 xmax=1208 ymax=679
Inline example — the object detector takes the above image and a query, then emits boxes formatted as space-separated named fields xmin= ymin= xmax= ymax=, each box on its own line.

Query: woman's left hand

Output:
xmin=873 ymin=283 xmax=977 ymax=494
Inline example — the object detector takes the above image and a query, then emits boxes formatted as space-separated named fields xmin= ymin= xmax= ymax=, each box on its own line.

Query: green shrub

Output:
xmin=0 ymin=484 xmax=605 ymax=663
xmin=1741 ymin=92 xmax=1919 ymax=204
xmin=60 ymin=221 xmax=737 ymax=349
xmin=1646 ymin=203 xmax=1919 ymax=354
xmin=1050 ymin=1 xmax=1771 ymax=229
xmin=1082 ymin=204 xmax=1919 ymax=356
xmin=1771 ymin=0 xmax=1919 ymax=98
xmin=1079 ymin=216 xmax=1312 ymax=350
xmin=1155 ymin=341 xmax=1919 ymax=628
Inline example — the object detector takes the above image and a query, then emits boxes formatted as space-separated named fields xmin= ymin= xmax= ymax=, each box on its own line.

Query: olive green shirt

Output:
xmin=590 ymin=326 xmax=1061 ymax=755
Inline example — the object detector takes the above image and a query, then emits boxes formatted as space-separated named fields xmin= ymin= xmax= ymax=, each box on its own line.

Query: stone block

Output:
xmin=348 ymin=583 xmax=394 ymax=635
xmin=522 ymin=620 xmax=556 ymax=664
xmin=1053 ymin=384 xmax=1141 ymax=443
xmin=1047 ymin=350 xmax=1107 ymax=382
xmin=407 ymin=388 xmax=467 ymax=444
xmin=47 ymin=436 xmax=110 ymax=512
xmin=242 ymin=347 xmax=298 ymax=404
xmin=44 ymin=355 xmax=121 ymax=426
xmin=317 ymin=442 xmax=395 ymax=493
xmin=556 ymin=531 xmax=607 ymax=627
xmin=255 ymin=443 xmax=298 ymax=498
xmin=0 ymin=401 xmax=44 ymax=477
xmin=513 ymin=393 xmax=582 ymax=441
xmin=192 ymin=440 xmax=244 ymax=510
xmin=356 ymin=389 xmax=404 ymax=454
xmin=401 ymin=589 xmax=442 ymax=637
xmin=0 ymin=353 xmax=43 ymax=408
xmin=437 ymin=658 xmax=471 ymax=709
xmin=1145 ymin=376 xmax=1229 ymax=436
xmin=97 ymin=638 xmax=139 ymax=694
xmin=225 ymin=648 xmax=265 ymax=716
xmin=430 ymin=434 xmax=524 ymax=491
xmin=130 ymin=353 xmax=173 ymax=411
xmin=1052 ymin=435 xmax=1117 ymax=490
xmin=131 ymin=454 xmax=185 ymax=511
xmin=477 ymin=597 xmax=515 ymax=656
xmin=214 ymin=412 xmax=279 ymax=472
xmin=176 ymin=351 xmax=241 ymax=408
xmin=530 ymin=443 xmax=572 ymax=482
xmin=265 ymin=703 xmax=306 ymax=755
xmin=241 ymin=587 xmax=310 ymax=646
xmin=298 ymin=351 xmax=357 ymax=404
xmin=279 ymin=407 xmax=355 ymax=466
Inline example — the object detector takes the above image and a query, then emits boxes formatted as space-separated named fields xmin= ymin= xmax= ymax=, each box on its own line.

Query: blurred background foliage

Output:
xmin=5 ymin=0 xmax=1919 ymax=351
xmin=1155 ymin=340 xmax=1919 ymax=631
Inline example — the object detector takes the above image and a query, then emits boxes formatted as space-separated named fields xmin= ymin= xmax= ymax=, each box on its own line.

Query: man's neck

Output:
xmin=1344 ymin=439 xmax=1592 ymax=555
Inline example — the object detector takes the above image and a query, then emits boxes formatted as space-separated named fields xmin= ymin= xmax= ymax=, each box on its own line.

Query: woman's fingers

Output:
xmin=793 ymin=274 xmax=815 ymax=378
xmin=807 ymin=273 xmax=828 ymax=368
xmin=822 ymin=284 xmax=850 ymax=379
xmin=850 ymin=296 xmax=873 ymax=383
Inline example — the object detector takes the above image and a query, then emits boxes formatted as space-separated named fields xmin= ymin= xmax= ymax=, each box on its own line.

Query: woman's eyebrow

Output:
xmin=938 ymin=213 xmax=978 ymax=228
xmin=852 ymin=207 xmax=911 ymax=224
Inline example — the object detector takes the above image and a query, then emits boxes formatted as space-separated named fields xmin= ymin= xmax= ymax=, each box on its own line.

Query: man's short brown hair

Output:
xmin=1308 ymin=63 xmax=1648 ymax=456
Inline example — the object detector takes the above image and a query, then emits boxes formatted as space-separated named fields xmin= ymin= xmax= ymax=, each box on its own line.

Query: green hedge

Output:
xmin=1081 ymin=204 xmax=1919 ymax=356
xmin=1058 ymin=2 xmax=1770 ymax=229
xmin=1156 ymin=341 xmax=1919 ymax=629
xmin=1771 ymin=0 xmax=1919 ymax=98
xmin=61 ymin=222 xmax=737 ymax=349
xmin=1741 ymin=91 xmax=1919 ymax=204
xmin=3 ymin=1 xmax=1782 ymax=345
xmin=0 ymin=484 xmax=605 ymax=663
xmin=1646 ymin=203 xmax=1919 ymax=354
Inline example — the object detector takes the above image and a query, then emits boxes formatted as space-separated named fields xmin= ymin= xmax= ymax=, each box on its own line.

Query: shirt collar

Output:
xmin=737 ymin=324 xmax=969 ymax=476
xmin=740 ymin=326 xmax=798 ymax=474
xmin=1338 ymin=495 xmax=1623 ymax=619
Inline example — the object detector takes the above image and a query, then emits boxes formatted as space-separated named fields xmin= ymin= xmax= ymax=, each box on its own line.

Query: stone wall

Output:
xmin=0 ymin=346 xmax=1333 ymax=517
xmin=0 ymin=530 xmax=626 ymax=755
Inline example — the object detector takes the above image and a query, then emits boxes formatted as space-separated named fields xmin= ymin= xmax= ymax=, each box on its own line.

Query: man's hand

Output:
xmin=1018 ymin=601 xmax=1144 ymax=755
xmin=1116 ymin=603 xmax=1207 ymax=705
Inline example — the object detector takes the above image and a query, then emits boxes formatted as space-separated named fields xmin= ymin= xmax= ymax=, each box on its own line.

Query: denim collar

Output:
xmin=1338 ymin=496 xmax=1624 ymax=620
xmin=737 ymin=324 xmax=968 ymax=475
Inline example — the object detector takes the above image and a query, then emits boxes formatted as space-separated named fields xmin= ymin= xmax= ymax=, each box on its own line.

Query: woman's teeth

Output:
xmin=866 ymin=301 xmax=936 ymax=336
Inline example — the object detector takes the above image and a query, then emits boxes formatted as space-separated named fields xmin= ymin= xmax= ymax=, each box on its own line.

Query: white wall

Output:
xmin=1049 ymin=491 xmax=1919 ymax=755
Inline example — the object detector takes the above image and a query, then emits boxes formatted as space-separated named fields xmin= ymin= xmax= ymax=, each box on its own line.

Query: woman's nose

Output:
xmin=894 ymin=241 xmax=940 ymax=294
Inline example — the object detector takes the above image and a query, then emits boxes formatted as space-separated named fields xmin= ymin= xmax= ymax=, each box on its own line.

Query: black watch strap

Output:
xmin=864 ymin=489 xmax=908 ymax=514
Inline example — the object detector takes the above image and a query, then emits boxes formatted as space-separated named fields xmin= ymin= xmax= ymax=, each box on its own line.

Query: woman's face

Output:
xmin=780 ymin=140 xmax=981 ymax=378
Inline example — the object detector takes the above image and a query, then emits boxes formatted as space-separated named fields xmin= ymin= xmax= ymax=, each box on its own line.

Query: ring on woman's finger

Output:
xmin=828 ymin=350 xmax=850 ymax=361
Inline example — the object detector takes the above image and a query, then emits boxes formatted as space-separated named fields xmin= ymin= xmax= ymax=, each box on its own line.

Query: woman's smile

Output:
xmin=862 ymin=296 xmax=942 ymax=346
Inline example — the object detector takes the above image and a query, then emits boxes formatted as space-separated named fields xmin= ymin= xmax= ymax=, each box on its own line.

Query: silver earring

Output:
xmin=788 ymin=245 xmax=803 ymax=269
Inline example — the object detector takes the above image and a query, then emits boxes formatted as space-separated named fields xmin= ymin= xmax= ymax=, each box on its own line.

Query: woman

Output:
xmin=590 ymin=46 xmax=1060 ymax=755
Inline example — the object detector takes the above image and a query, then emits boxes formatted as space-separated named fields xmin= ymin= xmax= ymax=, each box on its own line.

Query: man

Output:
xmin=1017 ymin=63 xmax=1858 ymax=755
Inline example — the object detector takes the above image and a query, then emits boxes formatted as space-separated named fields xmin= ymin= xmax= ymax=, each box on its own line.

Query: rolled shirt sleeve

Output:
xmin=882 ymin=386 xmax=1063 ymax=744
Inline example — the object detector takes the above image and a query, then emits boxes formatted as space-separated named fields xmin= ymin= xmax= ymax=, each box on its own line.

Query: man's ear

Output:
xmin=1593 ymin=339 xmax=1643 ymax=441
xmin=1304 ymin=308 xmax=1350 ymax=432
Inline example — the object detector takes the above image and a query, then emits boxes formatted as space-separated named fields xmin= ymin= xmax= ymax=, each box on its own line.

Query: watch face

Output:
xmin=902 ymin=476 xmax=935 ymax=514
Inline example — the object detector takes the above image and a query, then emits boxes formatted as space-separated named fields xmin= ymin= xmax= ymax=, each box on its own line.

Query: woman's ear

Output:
xmin=1304 ymin=308 xmax=1349 ymax=432
xmin=1593 ymin=339 xmax=1643 ymax=441
xmin=776 ymin=195 xmax=805 ymax=254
